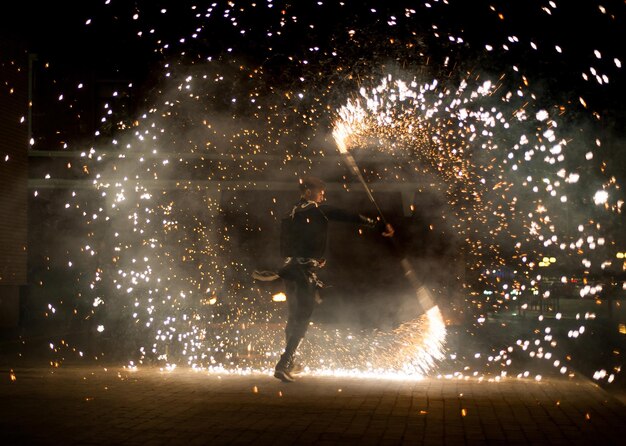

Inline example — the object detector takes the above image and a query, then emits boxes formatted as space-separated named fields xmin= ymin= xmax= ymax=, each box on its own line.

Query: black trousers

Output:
xmin=280 ymin=262 xmax=318 ymax=343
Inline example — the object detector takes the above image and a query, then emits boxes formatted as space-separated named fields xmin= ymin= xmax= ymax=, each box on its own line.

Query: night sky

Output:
xmin=5 ymin=1 xmax=625 ymax=113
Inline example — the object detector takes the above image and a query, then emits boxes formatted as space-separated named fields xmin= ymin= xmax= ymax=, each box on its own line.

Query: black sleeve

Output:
xmin=319 ymin=204 xmax=379 ymax=228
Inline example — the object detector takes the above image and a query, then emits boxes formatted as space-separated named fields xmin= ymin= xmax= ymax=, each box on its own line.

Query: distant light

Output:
xmin=272 ymin=292 xmax=287 ymax=302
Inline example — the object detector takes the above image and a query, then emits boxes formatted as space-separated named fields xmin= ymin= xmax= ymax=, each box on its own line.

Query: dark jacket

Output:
xmin=280 ymin=199 xmax=378 ymax=259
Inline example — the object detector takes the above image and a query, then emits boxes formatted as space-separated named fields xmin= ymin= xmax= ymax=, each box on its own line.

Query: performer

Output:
xmin=256 ymin=176 xmax=393 ymax=382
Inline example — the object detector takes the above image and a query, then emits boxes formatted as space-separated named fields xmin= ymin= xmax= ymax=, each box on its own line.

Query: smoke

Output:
xmin=32 ymin=49 xmax=619 ymax=382
xmin=25 ymin=0 xmax=625 ymax=384
xmin=29 ymin=54 xmax=454 ymax=373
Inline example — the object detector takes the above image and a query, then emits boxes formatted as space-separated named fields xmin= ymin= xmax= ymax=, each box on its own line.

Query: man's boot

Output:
xmin=286 ymin=360 xmax=304 ymax=375
xmin=274 ymin=336 xmax=301 ymax=382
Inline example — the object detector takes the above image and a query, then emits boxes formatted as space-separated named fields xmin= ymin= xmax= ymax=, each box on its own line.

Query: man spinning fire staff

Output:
xmin=255 ymin=176 xmax=394 ymax=382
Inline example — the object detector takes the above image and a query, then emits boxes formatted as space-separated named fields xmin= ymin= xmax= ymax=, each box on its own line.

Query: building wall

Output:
xmin=0 ymin=39 xmax=28 ymax=326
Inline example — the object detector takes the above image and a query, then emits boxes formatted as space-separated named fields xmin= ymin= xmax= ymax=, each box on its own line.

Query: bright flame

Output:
xmin=272 ymin=292 xmax=287 ymax=302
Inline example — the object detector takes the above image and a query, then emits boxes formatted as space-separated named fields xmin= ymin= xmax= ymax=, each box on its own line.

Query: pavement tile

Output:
xmin=1 ymin=366 xmax=626 ymax=445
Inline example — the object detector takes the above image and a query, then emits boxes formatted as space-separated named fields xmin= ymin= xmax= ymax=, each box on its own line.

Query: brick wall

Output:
xmin=0 ymin=39 xmax=28 ymax=326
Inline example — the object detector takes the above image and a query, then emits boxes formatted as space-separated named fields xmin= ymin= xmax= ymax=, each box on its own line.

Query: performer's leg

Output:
xmin=284 ymin=279 xmax=298 ymax=342
xmin=275 ymin=275 xmax=315 ymax=381
xmin=289 ymin=282 xmax=315 ymax=341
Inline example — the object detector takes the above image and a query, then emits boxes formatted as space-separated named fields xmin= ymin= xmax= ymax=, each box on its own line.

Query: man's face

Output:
xmin=305 ymin=188 xmax=325 ymax=203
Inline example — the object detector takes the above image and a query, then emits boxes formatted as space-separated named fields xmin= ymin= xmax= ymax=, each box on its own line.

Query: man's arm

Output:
xmin=319 ymin=204 xmax=373 ymax=225
xmin=319 ymin=205 xmax=394 ymax=236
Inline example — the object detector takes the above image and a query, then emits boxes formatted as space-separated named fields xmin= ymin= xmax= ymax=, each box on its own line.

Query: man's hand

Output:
xmin=382 ymin=223 xmax=394 ymax=238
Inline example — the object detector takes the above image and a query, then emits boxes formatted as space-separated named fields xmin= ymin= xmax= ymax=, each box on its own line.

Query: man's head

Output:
xmin=299 ymin=176 xmax=326 ymax=203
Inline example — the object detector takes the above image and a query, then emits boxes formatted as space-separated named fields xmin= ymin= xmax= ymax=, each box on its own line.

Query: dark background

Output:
xmin=2 ymin=0 xmax=624 ymax=147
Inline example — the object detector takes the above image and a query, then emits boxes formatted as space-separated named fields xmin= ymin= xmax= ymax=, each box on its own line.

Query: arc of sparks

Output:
xmin=332 ymin=113 xmax=437 ymax=316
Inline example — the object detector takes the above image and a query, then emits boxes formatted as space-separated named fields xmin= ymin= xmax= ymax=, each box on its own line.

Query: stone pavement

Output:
xmin=1 ymin=365 xmax=625 ymax=445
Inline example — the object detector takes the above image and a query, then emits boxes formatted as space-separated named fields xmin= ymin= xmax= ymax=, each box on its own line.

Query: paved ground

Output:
xmin=1 ymin=364 xmax=625 ymax=445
